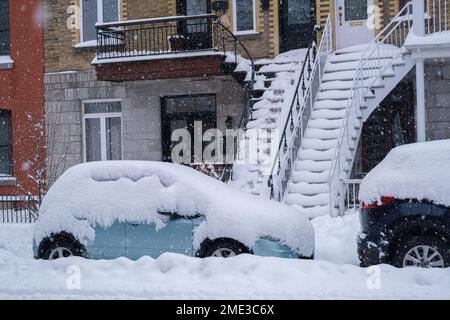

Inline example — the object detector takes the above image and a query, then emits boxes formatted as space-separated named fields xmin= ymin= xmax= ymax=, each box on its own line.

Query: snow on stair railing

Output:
xmin=426 ymin=0 xmax=450 ymax=34
xmin=327 ymin=3 xmax=414 ymax=216
xmin=268 ymin=15 xmax=333 ymax=201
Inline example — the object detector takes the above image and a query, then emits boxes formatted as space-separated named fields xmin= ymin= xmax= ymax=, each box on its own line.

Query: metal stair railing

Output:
xmin=268 ymin=15 xmax=333 ymax=201
xmin=328 ymin=2 xmax=414 ymax=216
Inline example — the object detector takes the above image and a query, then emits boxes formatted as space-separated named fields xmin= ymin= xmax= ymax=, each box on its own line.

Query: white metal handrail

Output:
xmin=327 ymin=3 xmax=414 ymax=216
xmin=269 ymin=15 xmax=333 ymax=201
xmin=426 ymin=0 xmax=450 ymax=33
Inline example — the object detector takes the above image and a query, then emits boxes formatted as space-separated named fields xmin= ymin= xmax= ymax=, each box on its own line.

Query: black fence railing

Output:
xmin=0 ymin=195 xmax=39 ymax=223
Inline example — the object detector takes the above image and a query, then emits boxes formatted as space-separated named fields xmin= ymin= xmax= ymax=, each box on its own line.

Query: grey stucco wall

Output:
xmin=45 ymin=70 xmax=245 ymax=179
xmin=425 ymin=58 xmax=450 ymax=141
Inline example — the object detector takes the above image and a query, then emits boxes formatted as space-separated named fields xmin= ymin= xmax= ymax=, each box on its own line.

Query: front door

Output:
xmin=280 ymin=0 xmax=316 ymax=52
xmin=161 ymin=94 xmax=217 ymax=164
xmin=335 ymin=0 xmax=374 ymax=49
xmin=177 ymin=0 xmax=212 ymax=50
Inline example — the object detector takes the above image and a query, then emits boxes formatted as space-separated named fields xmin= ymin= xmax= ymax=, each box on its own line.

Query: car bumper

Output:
xmin=357 ymin=232 xmax=389 ymax=267
xmin=252 ymin=239 xmax=313 ymax=259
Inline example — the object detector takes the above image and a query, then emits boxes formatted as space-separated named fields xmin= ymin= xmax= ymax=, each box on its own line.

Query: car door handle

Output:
xmin=129 ymin=223 xmax=139 ymax=227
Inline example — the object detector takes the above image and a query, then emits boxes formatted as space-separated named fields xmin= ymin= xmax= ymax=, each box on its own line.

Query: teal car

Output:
xmin=33 ymin=162 xmax=315 ymax=260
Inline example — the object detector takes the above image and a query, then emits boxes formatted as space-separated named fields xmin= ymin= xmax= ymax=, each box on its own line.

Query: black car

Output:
xmin=358 ymin=196 xmax=450 ymax=268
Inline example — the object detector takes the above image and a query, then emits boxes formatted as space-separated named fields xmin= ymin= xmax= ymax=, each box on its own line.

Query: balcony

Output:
xmin=93 ymin=14 xmax=246 ymax=81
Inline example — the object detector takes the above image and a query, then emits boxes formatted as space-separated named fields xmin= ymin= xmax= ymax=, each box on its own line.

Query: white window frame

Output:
xmin=79 ymin=0 xmax=121 ymax=43
xmin=82 ymin=99 xmax=124 ymax=162
xmin=232 ymin=0 xmax=257 ymax=35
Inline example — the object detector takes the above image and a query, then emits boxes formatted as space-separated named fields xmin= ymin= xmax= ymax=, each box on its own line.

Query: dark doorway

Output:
xmin=354 ymin=81 xmax=416 ymax=177
xmin=161 ymin=94 xmax=217 ymax=164
xmin=279 ymin=0 xmax=316 ymax=52
xmin=177 ymin=0 xmax=213 ymax=50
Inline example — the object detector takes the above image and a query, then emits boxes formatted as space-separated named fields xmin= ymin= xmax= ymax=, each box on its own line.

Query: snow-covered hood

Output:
xmin=34 ymin=161 xmax=314 ymax=256
xmin=359 ymin=140 xmax=450 ymax=206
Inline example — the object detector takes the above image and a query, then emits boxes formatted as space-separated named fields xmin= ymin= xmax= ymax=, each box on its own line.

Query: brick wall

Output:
xmin=45 ymin=71 xmax=245 ymax=176
xmin=425 ymin=59 xmax=450 ymax=140
xmin=0 ymin=0 xmax=45 ymax=195
xmin=44 ymin=0 xmax=281 ymax=73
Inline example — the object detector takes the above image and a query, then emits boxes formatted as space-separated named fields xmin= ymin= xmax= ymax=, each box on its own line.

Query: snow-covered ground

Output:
xmin=0 ymin=211 xmax=449 ymax=299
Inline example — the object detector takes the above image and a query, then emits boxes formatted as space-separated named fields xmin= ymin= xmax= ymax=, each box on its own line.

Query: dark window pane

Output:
xmin=103 ymin=0 xmax=119 ymax=23
xmin=0 ymin=0 xmax=10 ymax=55
xmin=0 ymin=109 xmax=12 ymax=175
xmin=85 ymin=118 xmax=101 ymax=162
xmin=82 ymin=0 xmax=98 ymax=41
xmin=106 ymin=117 xmax=122 ymax=160
xmin=345 ymin=0 xmax=368 ymax=21
xmin=288 ymin=0 xmax=311 ymax=26
xmin=236 ymin=0 xmax=254 ymax=32
xmin=85 ymin=101 xmax=122 ymax=114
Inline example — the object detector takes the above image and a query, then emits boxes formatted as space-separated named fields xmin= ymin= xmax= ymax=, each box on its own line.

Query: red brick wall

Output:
xmin=0 ymin=0 xmax=45 ymax=195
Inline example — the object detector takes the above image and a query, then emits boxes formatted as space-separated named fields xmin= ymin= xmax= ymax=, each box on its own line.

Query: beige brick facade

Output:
xmin=44 ymin=0 xmax=407 ymax=73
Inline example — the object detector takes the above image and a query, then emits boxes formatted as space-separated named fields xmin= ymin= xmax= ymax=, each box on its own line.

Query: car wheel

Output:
xmin=392 ymin=236 xmax=449 ymax=268
xmin=40 ymin=234 xmax=85 ymax=260
xmin=197 ymin=238 xmax=251 ymax=258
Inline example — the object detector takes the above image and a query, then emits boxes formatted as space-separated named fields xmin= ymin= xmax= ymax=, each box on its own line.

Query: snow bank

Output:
xmin=34 ymin=161 xmax=314 ymax=256
xmin=359 ymin=140 xmax=450 ymax=206
xmin=1 ymin=249 xmax=450 ymax=299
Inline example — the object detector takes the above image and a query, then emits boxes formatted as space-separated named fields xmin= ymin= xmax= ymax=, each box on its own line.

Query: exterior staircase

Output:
xmin=230 ymin=50 xmax=309 ymax=196
xmin=269 ymin=3 xmax=417 ymax=217
xmin=284 ymin=44 xmax=415 ymax=217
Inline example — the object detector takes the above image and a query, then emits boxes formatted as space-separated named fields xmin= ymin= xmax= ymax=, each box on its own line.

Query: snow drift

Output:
xmin=359 ymin=140 xmax=450 ymax=206
xmin=34 ymin=161 xmax=314 ymax=257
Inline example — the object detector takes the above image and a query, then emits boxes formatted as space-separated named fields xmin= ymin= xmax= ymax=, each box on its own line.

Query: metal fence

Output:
xmin=0 ymin=195 xmax=40 ymax=223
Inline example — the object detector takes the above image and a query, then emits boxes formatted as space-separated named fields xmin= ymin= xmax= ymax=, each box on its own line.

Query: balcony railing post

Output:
xmin=413 ymin=0 xmax=425 ymax=36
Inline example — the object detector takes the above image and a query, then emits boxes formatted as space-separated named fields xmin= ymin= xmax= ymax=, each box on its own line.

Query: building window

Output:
xmin=0 ymin=109 xmax=12 ymax=176
xmin=83 ymin=101 xmax=122 ymax=162
xmin=344 ymin=0 xmax=368 ymax=21
xmin=81 ymin=0 xmax=120 ymax=42
xmin=233 ymin=0 xmax=256 ymax=34
xmin=0 ymin=0 xmax=10 ymax=56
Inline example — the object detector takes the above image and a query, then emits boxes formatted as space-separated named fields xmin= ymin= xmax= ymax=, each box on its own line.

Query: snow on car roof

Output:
xmin=34 ymin=161 xmax=314 ymax=256
xmin=359 ymin=139 xmax=450 ymax=206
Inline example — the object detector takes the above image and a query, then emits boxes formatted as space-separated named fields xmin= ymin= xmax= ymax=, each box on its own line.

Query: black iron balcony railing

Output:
xmin=96 ymin=14 xmax=246 ymax=61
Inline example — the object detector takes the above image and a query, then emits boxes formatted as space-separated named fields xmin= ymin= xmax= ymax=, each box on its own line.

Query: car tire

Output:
xmin=39 ymin=233 xmax=86 ymax=260
xmin=391 ymin=235 xmax=449 ymax=268
xmin=196 ymin=238 xmax=251 ymax=258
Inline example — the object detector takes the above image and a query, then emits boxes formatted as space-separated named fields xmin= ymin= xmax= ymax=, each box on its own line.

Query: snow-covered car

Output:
xmin=33 ymin=161 xmax=314 ymax=260
xmin=358 ymin=140 xmax=450 ymax=268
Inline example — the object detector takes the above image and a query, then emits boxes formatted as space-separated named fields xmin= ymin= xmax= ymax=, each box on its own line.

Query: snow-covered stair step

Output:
xmin=309 ymin=118 xmax=343 ymax=130
xmin=288 ymin=181 xmax=329 ymax=194
xmin=292 ymin=205 xmax=331 ymax=218
xmin=325 ymin=57 xmax=405 ymax=73
xmin=320 ymin=79 xmax=384 ymax=92
xmin=297 ymin=148 xmax=335 ymax=161
xmin=314 ymin=100 xmax=349 ymax=110
xmin=285 ymin=192 xmax=330 ymax=207
xmin=311 ymin=109 xmax=346 ymax=119
xmin=291 ymin=170 xmax=330 ymax=184
xmin=301 ymin=138 xmax=338 ymax=150
xmin=294 ymin=160 xmax=332 ymax=172
xmin=317 ymin=89 xmax=375 ymax=101
xmin=258 ymin=62 xmax=299 ymax=73
xmin=322 ymin=69 xmax=395 ymax=82
xmin=304 ymin=128 xmax=341 ymax=140
xmin=329 ymin=50 xmax=399 ymax=63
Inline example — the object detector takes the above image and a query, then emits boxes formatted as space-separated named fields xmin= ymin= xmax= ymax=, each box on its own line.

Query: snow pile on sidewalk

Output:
xmin=360 ymin=140 xmax=450 ymax=206
xmin=1 ymin=214 xmax=450 ymax=299
xmin=0 ymin=248 xmax=450 ymax=299
xmin=34 ymin=161 xmax=314 ymax=256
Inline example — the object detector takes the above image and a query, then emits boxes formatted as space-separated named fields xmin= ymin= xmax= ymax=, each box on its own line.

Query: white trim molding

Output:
xmin=82 ymin=99 xmax=124 ymax=162
xmin=232 ymin=0 xmax=257 ymax=35
xmin=79 ymin=0 xmax=121 ymax=44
